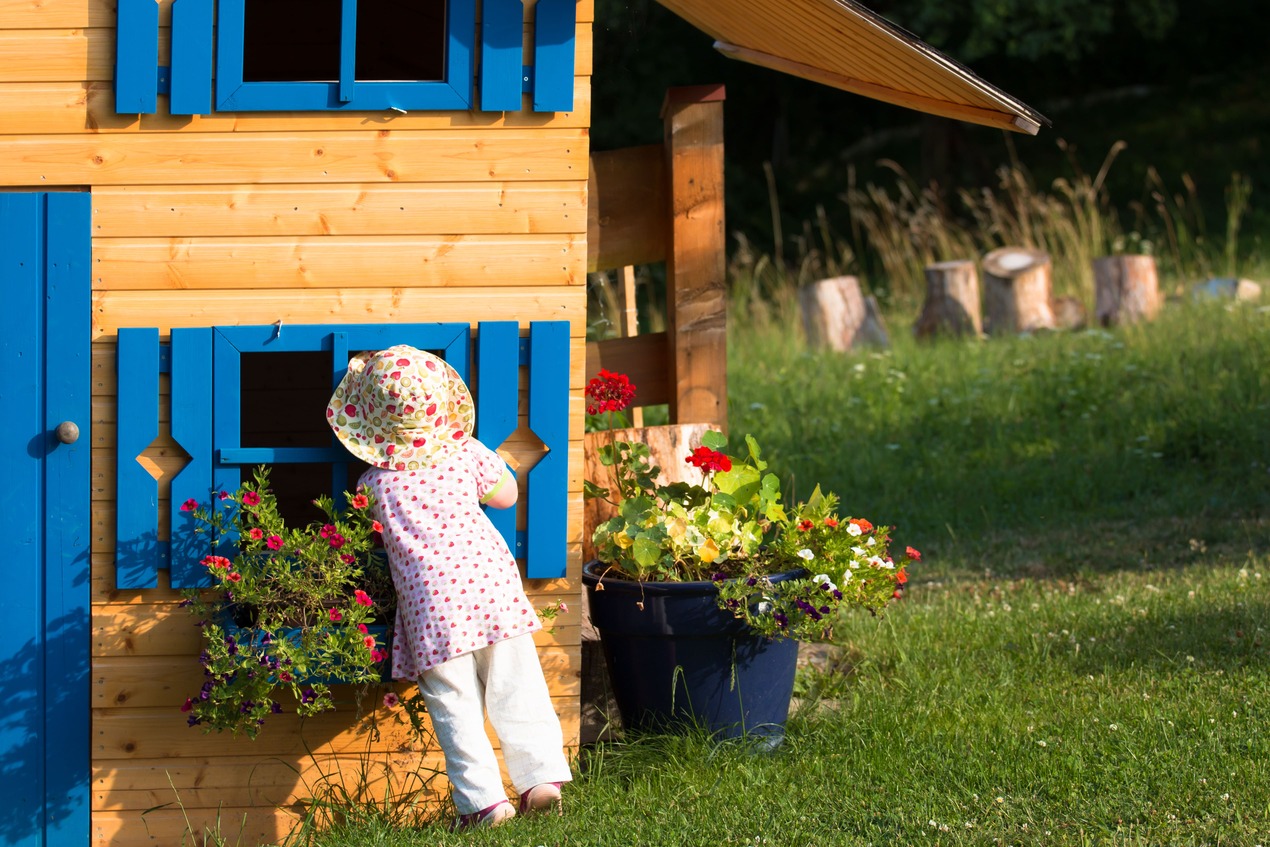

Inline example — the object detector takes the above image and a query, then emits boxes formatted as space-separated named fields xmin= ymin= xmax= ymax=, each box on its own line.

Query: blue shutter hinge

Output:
xmin=518 ymin=336 xmax=530 ymax=366
xmin=521 ymin=65 xmax=533 ymax=94
xmin=157 ymin=65 xmax=171 ymax=96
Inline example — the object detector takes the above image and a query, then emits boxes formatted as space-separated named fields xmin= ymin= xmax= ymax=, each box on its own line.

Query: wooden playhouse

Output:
xmin=0 ymin=0 xmax=1043 ymax=844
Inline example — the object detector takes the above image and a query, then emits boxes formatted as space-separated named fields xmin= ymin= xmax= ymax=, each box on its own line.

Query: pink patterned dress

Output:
xmin=358 ymin=439 xmax=540 ymax=679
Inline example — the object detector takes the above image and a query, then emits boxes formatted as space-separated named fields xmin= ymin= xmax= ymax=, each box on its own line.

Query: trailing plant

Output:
xmin=178 ymin=466 xmax=393 ymax=738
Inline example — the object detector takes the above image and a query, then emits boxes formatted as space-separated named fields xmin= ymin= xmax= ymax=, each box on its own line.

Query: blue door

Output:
xmin=0 ymin=193 xmax=91 ymax=846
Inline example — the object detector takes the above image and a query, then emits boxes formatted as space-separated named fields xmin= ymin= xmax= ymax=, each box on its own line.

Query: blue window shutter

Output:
xmin=115 ymin=0 xmax=159 ymax=114
xmin=480 ymin=0 xmax=524 ymax=112
xmin=169 ymin=0 xmax=214 ymax=115
xmin=525 ymin=321 xmax=569 ymax=578
xmin=532 ymin=0 xmax=575 ymax=112
xmin=115 ymin=328 xmax=160 ymax=587
xmin=475 ymin=322 xmax=521 ymax=557
xmin=168 ymin=328 xmax=213 ymax=587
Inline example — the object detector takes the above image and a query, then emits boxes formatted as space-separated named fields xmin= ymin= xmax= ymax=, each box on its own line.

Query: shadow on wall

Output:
xmin=0 ymin=604 xmax=90 ymax=842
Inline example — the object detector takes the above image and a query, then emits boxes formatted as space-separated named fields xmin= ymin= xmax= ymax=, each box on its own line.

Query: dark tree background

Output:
xmin=590 ymin=0 xmax=1270 ymax=253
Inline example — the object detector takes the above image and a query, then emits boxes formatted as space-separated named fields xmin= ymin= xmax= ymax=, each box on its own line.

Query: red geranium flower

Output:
xmin=686 ymin=446 xmax=732 ymax=473
xmin=585 ymin=369 xmax=637 ymax=416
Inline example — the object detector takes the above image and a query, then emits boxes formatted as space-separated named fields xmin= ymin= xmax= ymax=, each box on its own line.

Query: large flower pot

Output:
xmin=582 ymin=561 xmax=802 ymax=747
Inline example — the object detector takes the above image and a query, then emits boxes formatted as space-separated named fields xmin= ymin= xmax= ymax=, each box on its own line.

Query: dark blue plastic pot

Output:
xmin=582 ymin=561 xmax=803 ymax=746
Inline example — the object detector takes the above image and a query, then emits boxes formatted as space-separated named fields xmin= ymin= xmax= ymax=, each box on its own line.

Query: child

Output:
xmin=327 ymin=344 xmax=571 ymax=829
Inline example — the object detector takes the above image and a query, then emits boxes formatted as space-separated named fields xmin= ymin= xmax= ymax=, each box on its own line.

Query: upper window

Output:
xmin=217 ymin=0 xmax=474 ymax=111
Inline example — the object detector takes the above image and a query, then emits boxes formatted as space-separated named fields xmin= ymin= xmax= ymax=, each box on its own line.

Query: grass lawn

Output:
xmin=291 ymin=299 xmax=1269 ymax=847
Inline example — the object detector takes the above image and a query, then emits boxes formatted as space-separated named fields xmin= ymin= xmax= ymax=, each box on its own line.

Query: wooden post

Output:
xmin=663 ymin=85 xmax=727 ymax=429
xmin=1093 ymin=254 xmax=1160 ymax=326
xmin=981 ymin=247 xmax=1055 ymax=334
xmin=914 ymin=259 xmax=981 ymax=339
xmin=798 ymin=275 xmax=889 ymax=350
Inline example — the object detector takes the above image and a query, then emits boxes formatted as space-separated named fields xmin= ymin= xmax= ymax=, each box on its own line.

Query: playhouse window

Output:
xmin=217 ymin=0 xmax=472 ymax=111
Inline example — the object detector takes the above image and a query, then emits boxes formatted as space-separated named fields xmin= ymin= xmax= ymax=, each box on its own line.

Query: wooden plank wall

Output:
xmin=0 ymin=0 xmax=593 ymax=844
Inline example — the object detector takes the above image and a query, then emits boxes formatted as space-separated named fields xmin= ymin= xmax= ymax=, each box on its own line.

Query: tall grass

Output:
xmin=728 ymin=145 xmax=1258 ymax=315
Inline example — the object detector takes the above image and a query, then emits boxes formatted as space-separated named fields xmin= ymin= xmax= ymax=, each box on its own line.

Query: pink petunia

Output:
xmin=371 ymin=520 xmax=384 ymax=533
xmin=382 ymin=692 xmax=400 ymax=708
xmin=363 ymin=635 xmax=377 ymax=649
xmin=180 ymin=498 xmax=199 ymax=512
xmin=242 ymin=491 xmax=261 ymax=506
xmin=328 ymin=533 xmax=346 ymax=549
xmin=354 ymin=590 xmax=372 ymax=607
xmin=266 ymin=535 xmax=283 ymax=550
xmin=328 ymin=608 xmax=343 ymax=622
xmin=249 ymin=527 xmax=264 ymax=540
xmin=351 ymin=494 xmax=369 ymax=509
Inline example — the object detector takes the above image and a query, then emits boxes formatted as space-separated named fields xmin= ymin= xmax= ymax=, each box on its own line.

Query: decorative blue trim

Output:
xmin=115 ymin=328 xmax=161 ymax=588
xmin=531 ymin=0 xmax=575 ymax=112
xmin=475 ymin=322 xmax=520 ymax=556
xmin=1 ymin=192 xmax=91 ymax=846
xmin=114 ymin=0 xmax=159 ymax=114
xmin=170 ymin=0 xmax=214 ymax=115
xmin=339 ymin=0 xmax=357 ymax=103
xmin=525 ymin=321 xmax=569 ymax=577
xmin=216 ymin=0 xmax=475 ymax=111
xmin=480 ymin=0 xmax=524 ymax=111
xmin=169 ymin=328 xmax=214 ymax=587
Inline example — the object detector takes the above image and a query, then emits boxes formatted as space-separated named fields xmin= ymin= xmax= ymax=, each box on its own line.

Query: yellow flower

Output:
xmin=696 ymin=537 xmax=720 ymax=564
xmin=615 ymin=531 xmax=634 ymax=550
xmin=666 ymin=516 xmax=687 ymax=541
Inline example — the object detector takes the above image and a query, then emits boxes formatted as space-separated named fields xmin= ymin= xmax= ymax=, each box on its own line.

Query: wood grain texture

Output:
xmin=0 ymin=129 xmax=588 ymax=185
xmin=91 ymin=182 xmax=587 ymax=237
xmin=92 ymin=233 xmax=585 ymax=290
xmin=93 ymin=287 xmax=586 ymax=336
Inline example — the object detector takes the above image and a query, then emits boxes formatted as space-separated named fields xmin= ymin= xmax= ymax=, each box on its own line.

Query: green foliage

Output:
xmin=729 ymin=298 xmax=1270 ymax=561
xmin=881 ymin=0 xmax=1180 ymax=62
xmin=179 ymin=467 xmax=393 ymax=738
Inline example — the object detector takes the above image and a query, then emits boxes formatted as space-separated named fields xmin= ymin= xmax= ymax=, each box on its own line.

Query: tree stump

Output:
xmin=914 ymin=260 xmax=981 ymax=339
xmin=1051 ymin=296 xmax=1088 ymax=331
xmin=981 ymin=247 xmax=1055 ymax=335
xmin=797 ymin=276 xmax=889 ymax=351
xmin=1093 ymin=254 xmax=1160 ymax=325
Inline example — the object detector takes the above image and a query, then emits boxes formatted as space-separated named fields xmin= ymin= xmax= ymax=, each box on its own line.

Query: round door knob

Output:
xmin=56 ymin=421 xmax=80 ymax=444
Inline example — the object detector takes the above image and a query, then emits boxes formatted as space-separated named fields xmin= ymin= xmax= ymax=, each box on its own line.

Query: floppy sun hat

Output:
xmin=327 ymin=345 xmax=475 ymax=470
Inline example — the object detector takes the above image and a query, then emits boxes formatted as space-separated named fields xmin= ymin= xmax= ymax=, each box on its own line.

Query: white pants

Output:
xmin=416 ymin=633 xmax=572 ymax=814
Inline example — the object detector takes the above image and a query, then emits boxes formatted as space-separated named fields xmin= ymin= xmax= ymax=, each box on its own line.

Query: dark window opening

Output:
xmin=242 ymin=0 xmax=447 ymax=84
xmin=243 ymin=0 xmax=340 ymax=82
xmin=356 ymin=0 xmax=447 ymax=81
xmin=239 ymin=350 xmax=367 ymax=527
xmin=240 ymin=351 xmax=332 ymax=450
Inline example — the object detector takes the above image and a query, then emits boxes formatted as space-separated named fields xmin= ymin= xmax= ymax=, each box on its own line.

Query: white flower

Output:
xmin=756 ymin=601 xmax=772 ymax=614
xmin=813 ymin=573 xmax=830 ymax=583
xmin=865 ymin=536 xmax=875 ymax=546
xmin=797 ymin=548 xmax=815 ymax=561
xmin=841 ymin=569 xmax=853 ymax=583
xmin=846 ymin=523 xmax=863 ymax=537
xmin=868 ymin=555 xmax=891 ymax=569
xmin=851 ymin=546 xmax=867 ymax=556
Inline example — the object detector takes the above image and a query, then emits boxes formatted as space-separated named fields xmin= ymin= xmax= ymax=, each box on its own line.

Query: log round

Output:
xmin=981 ymin=247 xmax=1055 ymax=335
xmin=797 ymin=275 xmax=890 ymax=351
xmin=914 ymin=259 xmax=982 ymax=339
xmin=1093 ymin=254 xmax=1160 ymax=326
